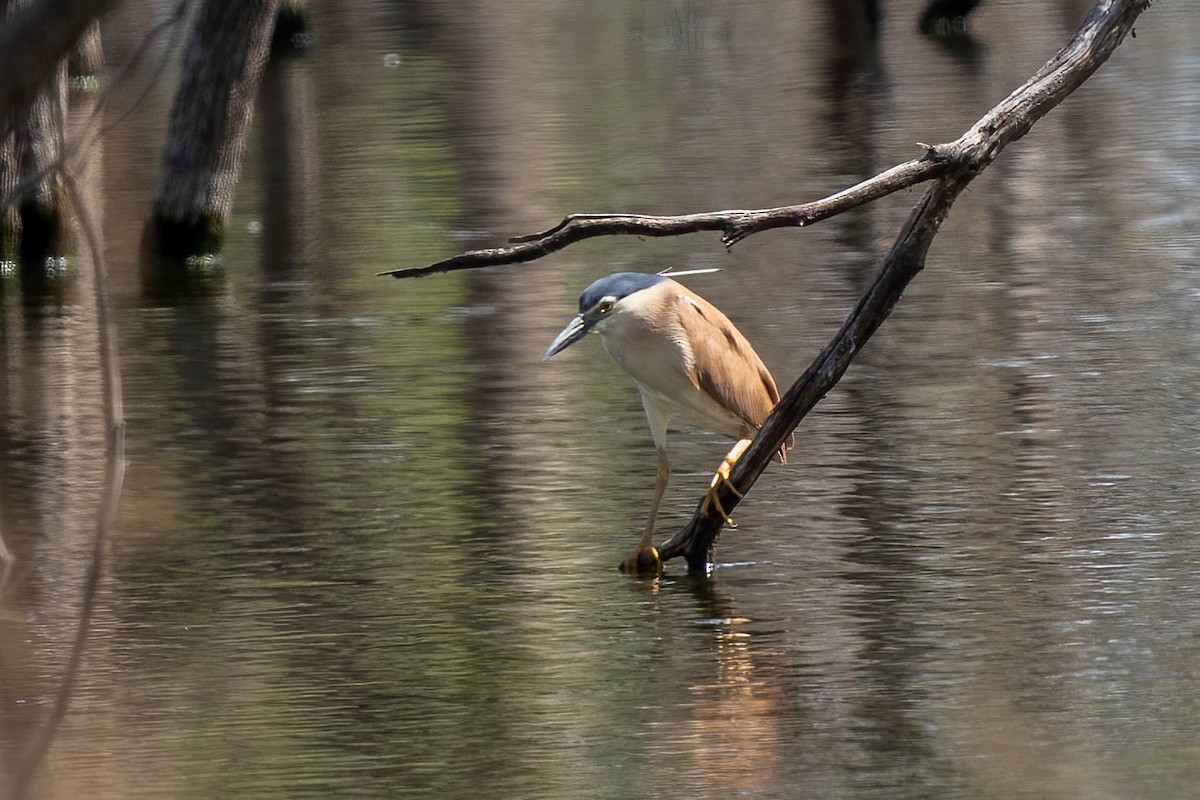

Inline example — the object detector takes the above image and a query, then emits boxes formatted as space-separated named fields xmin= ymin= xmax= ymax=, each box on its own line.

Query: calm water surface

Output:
xmin=2 ymin=2 xmax=1200 ymax=798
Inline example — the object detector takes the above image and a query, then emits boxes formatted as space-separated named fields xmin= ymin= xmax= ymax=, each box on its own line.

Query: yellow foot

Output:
xmin=701 ymin=480 xmax=741 ymax=528
xmin=619 ymin=546 xmax=662 ymax=577
xmin=701 ymin=440 xmax=749 ymax=528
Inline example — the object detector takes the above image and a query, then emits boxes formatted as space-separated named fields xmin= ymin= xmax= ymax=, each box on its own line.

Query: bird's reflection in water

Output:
xmin=680 ymin=578 xmax=785 ymax=794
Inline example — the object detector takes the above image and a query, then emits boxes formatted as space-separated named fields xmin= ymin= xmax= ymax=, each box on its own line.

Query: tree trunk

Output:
xmin=150 ymin=0 xmax=281 ymax=258
xmin=68 ymin=18 xmax=104 ymax=91
xmin=0 ymin=133 xmax=16 ymax=261
xmin=0 ymin=0 xmax=97 ymax=273
xmin=272 ymin=0 xmax=311 ymax=56
xmin=13 ymin=59 xmax=67 ymax=273
xmin=0 ymin=0 xmax=116 ymax=138
xmin=919 ymin=0 xmax=984 ymax=35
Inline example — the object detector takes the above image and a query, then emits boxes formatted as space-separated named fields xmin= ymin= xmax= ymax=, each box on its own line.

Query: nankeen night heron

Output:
xmin=544 ymin=271 xmax=789 ymax=575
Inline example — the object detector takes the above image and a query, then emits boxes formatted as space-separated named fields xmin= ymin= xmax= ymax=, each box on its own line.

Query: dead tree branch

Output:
xmin=660 ymin=0 xmax=1152 ymax=571
xmin=380 ymin=0 xmax=1152 ymax=573
xmin=379 ymin=154 xmax=953 ymax=279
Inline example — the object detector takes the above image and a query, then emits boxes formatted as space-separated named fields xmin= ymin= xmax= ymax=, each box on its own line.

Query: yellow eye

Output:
xmin=597 ymin=299 xmax=614 ymax=314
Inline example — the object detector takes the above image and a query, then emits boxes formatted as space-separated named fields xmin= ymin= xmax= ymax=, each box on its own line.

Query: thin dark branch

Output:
xmin=378 ymin=153 xmax=953 ymax=279
xmin=378 ymin=0 xmax=1149 ymax=285
xmin=8 ymin=168 xmax=126 ymax=800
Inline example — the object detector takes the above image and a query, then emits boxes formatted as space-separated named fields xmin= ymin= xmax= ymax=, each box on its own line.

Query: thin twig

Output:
xmin=378 ymin=0 xmax=1150 ymax=286
xmin=66 ymin=1 xmax=190 ymax=161
xmin=8 ymin=157 xmax=126 ymax=800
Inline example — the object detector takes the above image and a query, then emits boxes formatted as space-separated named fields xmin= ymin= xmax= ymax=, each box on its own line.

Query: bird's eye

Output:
xmin=597 ymin=300 xmax=614 ymax=314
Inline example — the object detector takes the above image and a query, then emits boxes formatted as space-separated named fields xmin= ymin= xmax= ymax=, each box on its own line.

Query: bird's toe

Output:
xmin=619 ymin=546 xmax=662 ymax=577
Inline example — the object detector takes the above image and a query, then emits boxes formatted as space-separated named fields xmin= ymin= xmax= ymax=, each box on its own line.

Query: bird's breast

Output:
xmin=598 ymin=314 xmax=745 ymax=439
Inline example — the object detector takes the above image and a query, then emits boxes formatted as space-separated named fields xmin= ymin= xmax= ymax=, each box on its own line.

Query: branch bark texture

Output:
xmin=151 ymin=0 xmax=281 ymax=256
xmin=0 ymin=0 xmax=117 ymax=139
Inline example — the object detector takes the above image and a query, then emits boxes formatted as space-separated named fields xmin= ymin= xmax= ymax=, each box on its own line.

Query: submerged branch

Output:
xmin=658 ymin=176 xmax=966 ymax=568
xmin=9 ymin=170 xmax=126 ymax=800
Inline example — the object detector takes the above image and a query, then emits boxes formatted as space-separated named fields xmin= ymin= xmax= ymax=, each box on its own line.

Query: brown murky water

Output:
xmin=2 ymin=2 xmax=1199 ymax=798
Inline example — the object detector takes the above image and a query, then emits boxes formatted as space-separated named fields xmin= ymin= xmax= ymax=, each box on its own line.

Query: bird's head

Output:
xmin=542 ymin=272 xmax=666 ymax=360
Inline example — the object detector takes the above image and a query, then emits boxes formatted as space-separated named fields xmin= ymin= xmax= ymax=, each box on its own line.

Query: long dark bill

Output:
xmin=542 ymin=315 xmax=588 ymax=360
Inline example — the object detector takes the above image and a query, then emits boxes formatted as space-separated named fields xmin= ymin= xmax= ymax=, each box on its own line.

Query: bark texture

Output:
xmin=0 ymin=0 xmax=104 ymax=264
xmin=151 ymin=0 xmax=281 ymax=257
xmin=0 ymin=130 xmax=16 ymax=258
xmin=68 ymin=19 xmax=105 ymax=87
xmin=0 ymin=0 xmax=116 ymax=138
xmin=14 ymin=60 xmax=67 ymax=267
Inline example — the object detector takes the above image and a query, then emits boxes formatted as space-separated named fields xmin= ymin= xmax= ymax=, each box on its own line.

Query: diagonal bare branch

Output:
xmin=658 ymin=0 xmax=1154 ymax=571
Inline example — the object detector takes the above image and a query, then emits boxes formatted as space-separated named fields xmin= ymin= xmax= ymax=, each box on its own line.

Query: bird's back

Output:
xmin=673 ymin=283 xmax=782 ymax=429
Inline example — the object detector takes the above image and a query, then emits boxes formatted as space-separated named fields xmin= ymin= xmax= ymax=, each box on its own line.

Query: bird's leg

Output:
xmin=701 ymin=434 xmax=753 ymax=528
xmin=622 ymin=447 xmax=668 ymax=576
